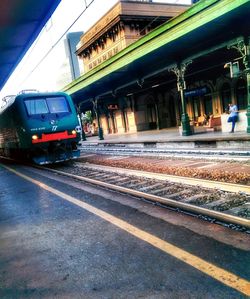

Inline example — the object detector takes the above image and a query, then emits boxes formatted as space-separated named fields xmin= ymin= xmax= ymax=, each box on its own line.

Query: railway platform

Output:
xmin=0 ymin=162 xmax=250 ymax=298
xmin=80 ymin=128 xmax=250 ymax=150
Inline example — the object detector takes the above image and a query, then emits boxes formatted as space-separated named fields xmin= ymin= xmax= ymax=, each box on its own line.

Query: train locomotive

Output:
xmin=0 ymin=91 xmax=81 ymax=164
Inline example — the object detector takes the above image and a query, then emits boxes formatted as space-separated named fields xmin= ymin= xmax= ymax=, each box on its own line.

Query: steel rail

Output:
xmin=79 ymin=163 xmax=250 ymax=195
xmin=41 ymin=166 xmax=250 ymax=229
xmin=80 ymin=147 xmax=250 ymax=162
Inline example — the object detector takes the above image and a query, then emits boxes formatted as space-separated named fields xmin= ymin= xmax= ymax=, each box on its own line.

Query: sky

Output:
xmin=0 ymin=0 xmax=191 ymax=99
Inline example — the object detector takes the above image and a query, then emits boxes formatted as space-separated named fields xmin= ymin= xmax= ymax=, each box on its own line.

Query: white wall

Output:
xmin=221 ymin=111 xmax=247 ymax=132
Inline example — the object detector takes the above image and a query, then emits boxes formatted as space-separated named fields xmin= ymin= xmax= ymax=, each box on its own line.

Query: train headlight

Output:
xmin=71 ymin=130 xmax=76 ymax=135
xmin=32 ymin=135 xmax=38 ymax=140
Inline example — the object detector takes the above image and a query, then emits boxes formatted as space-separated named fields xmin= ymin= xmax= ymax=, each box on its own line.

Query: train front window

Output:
xmin=25 ymin=99 xmax=49 ymax=115
xmin=24 ymin=96 xmax=70 ymax=116
xmin=46 ymin=97 xmax=70 ymax=113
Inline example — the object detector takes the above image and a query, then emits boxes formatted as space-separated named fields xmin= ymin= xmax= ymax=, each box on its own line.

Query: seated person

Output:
xmin=203 ymin=114 xmax=210 ymax=126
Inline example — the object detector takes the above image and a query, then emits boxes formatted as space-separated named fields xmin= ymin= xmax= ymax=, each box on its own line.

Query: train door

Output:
xmin=236 ymin=78 xmax=247 ymax=110
xmin=169 ymin=95 xmax=177 ymax=126
xmin=122 ymin=110 xmax=129 ymax=132
xmin=221 ymin=83 xmax=231 ymax=112
xmin=109 ymin=111 xmax=118 ymax=133
xmin=147 ymin=103 xmax=157 ymax=129
xmin=204 ymin=94 xmax=213 ymax=116
xmin=192 ymin=96 xmax=201 ymax=121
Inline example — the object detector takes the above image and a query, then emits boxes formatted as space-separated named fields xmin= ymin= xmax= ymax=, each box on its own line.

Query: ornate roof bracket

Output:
xmin=228 ymin=36 xmax=250 ymax=71
xmin=111 ymin=90 xmax=117 ymax=98
xmin=169 ymin=61 xmax=192 ymax=91
xmin=137 ymin=78 xmax=144 ymax=88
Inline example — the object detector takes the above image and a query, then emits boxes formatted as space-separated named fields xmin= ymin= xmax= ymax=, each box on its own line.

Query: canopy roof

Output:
xmin=63 ymin=0 xmax=250 ymax=106
xmin=0 ymin=0 xmax=61 ymax=91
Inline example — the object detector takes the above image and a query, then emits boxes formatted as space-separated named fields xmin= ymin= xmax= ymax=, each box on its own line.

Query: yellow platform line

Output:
xmin=3 ymin=164 xmax=250 ymax=296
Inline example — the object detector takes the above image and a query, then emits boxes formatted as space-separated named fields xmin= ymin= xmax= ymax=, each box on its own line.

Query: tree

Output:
xmin=81 ymin=110 xmax=93 ymax=124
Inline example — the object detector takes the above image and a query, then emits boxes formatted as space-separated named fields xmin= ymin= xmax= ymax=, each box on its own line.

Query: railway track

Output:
xmin=79 ymin=145 xmax=250 ymax=161
xmin=43 ymin=161 xmax=250 ymax=232
xmin=1 ymin=155 xmax=249 ymax=231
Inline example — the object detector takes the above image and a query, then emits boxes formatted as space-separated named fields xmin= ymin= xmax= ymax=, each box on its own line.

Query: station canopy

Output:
xmin=63 ymin=0 xmax=250 ymax=107
xmin=0 ymin=0 xmax=61 ymax=91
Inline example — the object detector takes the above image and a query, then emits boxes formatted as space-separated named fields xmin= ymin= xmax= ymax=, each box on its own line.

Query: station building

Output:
xmin=63 ymin=0 xmax=250 ymax=137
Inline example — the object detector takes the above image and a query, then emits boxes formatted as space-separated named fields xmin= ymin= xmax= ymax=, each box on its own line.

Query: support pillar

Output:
xmin=230 ymin=37 xmax=250 ymax=133
xmin=76 ymin=105 xmax=86 ymax=141
xmin=170 ymin=62 xmax=192 ymax=136
xmin=243 ymin=38 xmax=250 ymax=133
xmin=82 ymin=130 xmax=86 ymax=141
xmin=153 ymin=92 xmax=160 ymax=130
xmin=81 ymin=122 xmax=86 ymax=141
xmin=92 ymin=98 xmax=104 ymax=140
xmin=155 ymin=101 xmax=160 ymax=130
xmin=246 ymin=72 xmax=250 ymax=133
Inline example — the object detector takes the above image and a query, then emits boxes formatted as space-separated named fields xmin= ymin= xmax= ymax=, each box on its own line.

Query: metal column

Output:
xmin=92 ymin=98 xmax=104 ymax=140
xmin=171 ymin=62 xmax=193 ymax=136
xmin=231 ymin=37 xmax=250 ymax=133
xmin=243 ymin=38 xmax=250 ymax=133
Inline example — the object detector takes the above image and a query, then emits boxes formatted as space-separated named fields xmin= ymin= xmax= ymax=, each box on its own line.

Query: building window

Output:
xmin=204 ymin=87 xmax=213 ymax=116
xmin=236 ymin=78 xmax=247 ymax=110
xmin=221 ymin=83 xmax=231 ymax=112
xmin=192 ymin=96 xmax=201 ymax=119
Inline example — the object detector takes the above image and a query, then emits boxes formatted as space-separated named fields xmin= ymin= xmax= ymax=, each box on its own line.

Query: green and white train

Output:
xmin=0 ymin=91 xmax=81 ymax=164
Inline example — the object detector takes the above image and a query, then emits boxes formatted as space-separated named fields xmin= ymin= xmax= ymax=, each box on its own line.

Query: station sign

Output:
xmin=184 ymin=87 xmax=208 ymax=97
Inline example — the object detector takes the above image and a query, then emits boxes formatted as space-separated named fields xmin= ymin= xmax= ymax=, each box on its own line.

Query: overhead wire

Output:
xmin=20 ymin=0 xmax=96 ymax=86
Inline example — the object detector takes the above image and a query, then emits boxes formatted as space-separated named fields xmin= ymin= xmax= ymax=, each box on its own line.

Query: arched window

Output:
xmin=169 ymin=95 xmax=177 ymax=126
xmin=192 ymin=96 xmax=200 ymax=119
xmin=236 ymin=78 xmax=247 ymax=110
xmin=221 ymin=83 xmax=231 ymax=112
xmin=204 ymin=87 xmax=213 ymax=115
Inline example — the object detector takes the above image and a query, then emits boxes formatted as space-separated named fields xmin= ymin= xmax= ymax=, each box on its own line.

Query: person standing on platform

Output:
xmin=228 ymin=103 xmax=238 ymax=133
